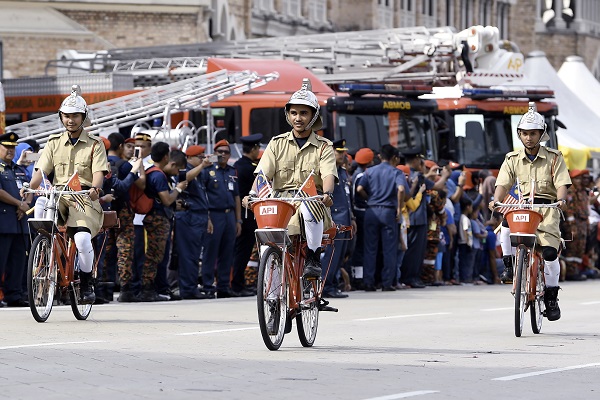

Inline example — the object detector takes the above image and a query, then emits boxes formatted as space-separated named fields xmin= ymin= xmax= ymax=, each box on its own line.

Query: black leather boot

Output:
xmin=303 ymin=248 xmax=322 ymax=278
xmin=79 ymin=272 xmax=96 ymax=305
xmin=544 ymin=286 xmax=561 ymax=321
xmin=266 ymin=299 xmax=280 ymax=335
xmin=501 ymin=256 xmax=513 ymax=283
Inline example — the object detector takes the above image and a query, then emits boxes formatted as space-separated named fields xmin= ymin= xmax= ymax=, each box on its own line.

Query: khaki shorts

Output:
xmin=535 ymin=207 xmax=561 ymax=250
xmin=58 ymin=195 xmax=104 ymax=237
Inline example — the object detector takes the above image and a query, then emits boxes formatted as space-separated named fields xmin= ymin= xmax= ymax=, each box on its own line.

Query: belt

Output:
xmin=533 ymin=198 xmax=553 ymax=204
xmin=209 ymin=208 xmax=233 ymax=213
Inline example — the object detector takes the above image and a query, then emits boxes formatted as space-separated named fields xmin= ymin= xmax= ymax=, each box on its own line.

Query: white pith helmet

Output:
xmin=285 ymin=78 xmax=322 ymax=131
xmin=517 ymin=102 xmax=549 ymax=142
xmin=59 ymin=85 xmax=88 ymax=115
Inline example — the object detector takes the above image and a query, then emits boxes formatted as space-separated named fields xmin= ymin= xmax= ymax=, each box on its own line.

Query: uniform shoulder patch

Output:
xmin=506 ymin=150 xmax=520 ymax=158
xmin=545 ymin=147 xmax=562 ymax=156
xmin=47 ymin=133 xmax=62 ymax=141
xmin=272 ymin=132 xmax=289 ymax=140
xmin=315 ymin=135 xmax=333 ymax=145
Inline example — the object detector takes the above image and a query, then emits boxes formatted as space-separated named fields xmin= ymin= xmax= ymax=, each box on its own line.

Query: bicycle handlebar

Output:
xmin=494 ymin=201 xmax=561 ymax=209
xmin=248 ymin=195 xmax=324 ymax=204
xmin=23 ymin=188 xmax=91 ymax=196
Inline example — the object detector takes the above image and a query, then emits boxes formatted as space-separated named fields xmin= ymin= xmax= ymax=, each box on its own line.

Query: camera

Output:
xmin=133 ymin=146 xmax=142 ymax=159
xmin=208 ymin=154 xmax=219 ymax=163
xmin=178 ymin=169 xmax=187 ymax=183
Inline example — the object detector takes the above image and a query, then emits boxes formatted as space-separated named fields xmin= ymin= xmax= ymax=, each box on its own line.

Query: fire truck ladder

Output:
xmin=7 ymin=69 xmax=278 ymax=147
xmin=50 ymin=25 xmax=522 ymax=87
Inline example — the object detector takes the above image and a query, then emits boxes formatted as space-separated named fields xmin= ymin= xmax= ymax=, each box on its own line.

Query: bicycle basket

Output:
xmin=252 ymin=199 xmax=296 ymax=229
xmin=505 ymin=209 xmax=543 ymax=235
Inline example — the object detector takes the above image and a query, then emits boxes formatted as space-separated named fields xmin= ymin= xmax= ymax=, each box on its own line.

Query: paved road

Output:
xmin=1 ymin=281 xmax=599 ymax=400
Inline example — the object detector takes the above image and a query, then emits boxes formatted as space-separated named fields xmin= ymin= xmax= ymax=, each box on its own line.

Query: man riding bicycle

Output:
xmin=489 ymin=102 xmax=571 ymax=321
xmin=25 ymin=85 xmax=109 ymax=304
xmin=245 ymin=79 xmax=337 ymax=279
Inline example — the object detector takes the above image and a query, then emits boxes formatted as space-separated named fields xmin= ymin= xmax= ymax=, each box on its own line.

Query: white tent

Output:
xmin=557 ymin=55 xmax=600 ymax=120
xmin=501 ymin=51 xmax=600 ymax=169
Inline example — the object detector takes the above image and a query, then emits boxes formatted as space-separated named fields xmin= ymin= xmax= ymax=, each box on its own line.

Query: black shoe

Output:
xmin=158 ymin=289 xmax=181 ymax=301
xmin=7 ymin=299 xmax=29 ymax=307
xmin=0 ymin=300 xmax=6 ymax=308
xmin=140 ymin=287 xmax=165 ymax=302
xmin=364 ymin=284 xmax=377 ymax=292
xmin=79 ymin=272 xmax=96 ymax=305
xmin=182 ymin=291 xmax=214 ymax=300
xmin=408 ymin=280 xmax=426 ymax=289
xmin=239 ymin=288 xmax=256 ymax=297
xmin=266 ymin=300 xmax=280 ymax=335
xmin=382 ymin=286 xmax=397 ymax=292
xmin=323 ymin=290 xmax=349 ymax=298
xmin=117 ymin=290 xmax=141 ymax=303
xmin=501 ymin=256 xmax=513 ymax=283
xmin=544 ymin=286 xmax=561 ymax=321
xmin=216 ymin=289 xmax=237 ymax=299
xmin=303 ymin=248 xmax=322 ymax=278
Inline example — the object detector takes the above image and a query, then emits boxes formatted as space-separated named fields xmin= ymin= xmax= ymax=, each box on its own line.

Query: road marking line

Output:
xmin=581 ymin=301 xmax=600 ymax=305
xmin=481 ymin=307 xmax=513 ymax=311
xmin=176 ymin=327 xmax=259 ymax=336
xmin=0 ymin=340 xmax=106 ymax=350
xmin=362 ymin=390 xmax=440 ymax=400
xmin=493 ymin=363 xmax=600 ymax=381
xmin=354 ymin=312 xmax=450 ymax=322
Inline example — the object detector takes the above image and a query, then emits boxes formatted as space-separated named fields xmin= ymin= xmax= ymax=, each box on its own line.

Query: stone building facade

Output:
xmin=1 ymin=0 xmax=600 ymax=78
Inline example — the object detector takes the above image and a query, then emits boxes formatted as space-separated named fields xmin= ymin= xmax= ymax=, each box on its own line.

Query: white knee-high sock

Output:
xmin=500 ymin=226 xmax=515 ymax=256
xmin=544 ymin=259 xmax=560 ymax=287
xmin=300 ymin=203 xmax=324 ymax=251
xmin=34 ymin=197 xmax=47 ymax=219
xmin=74 ymin=231 xmax=94 ymax=273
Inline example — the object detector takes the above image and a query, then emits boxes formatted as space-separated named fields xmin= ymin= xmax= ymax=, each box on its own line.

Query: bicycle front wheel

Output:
xmin=514 ymin=246 xmax=528 ymax=337
xmin=27 ymin=234 xmax=57 ymax=323
xmin=69 ymin=253 xmax=92 ymax=320
xmin=257 ymin=246 xmax=288 ymax=351
xmin=530 ymin=258 xmax=544 ymax=334
xmin=296 ymin=277 xmax=320 ymax=347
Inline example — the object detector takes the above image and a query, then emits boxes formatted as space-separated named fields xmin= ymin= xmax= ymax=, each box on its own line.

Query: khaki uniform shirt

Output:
xmin=496 ymin=146 xmax=572 ymax=249
xmin=255 ymin=131 xmax=338 ymax=235
xmin=36 ymin=130 xmax=108 ymax=236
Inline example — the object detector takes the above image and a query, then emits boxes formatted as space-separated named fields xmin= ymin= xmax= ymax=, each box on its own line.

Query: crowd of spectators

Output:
xmin=1 ymin=132 xmax=599 ymax=307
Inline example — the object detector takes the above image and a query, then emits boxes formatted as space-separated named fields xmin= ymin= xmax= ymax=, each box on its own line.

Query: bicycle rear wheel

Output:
xmin=257 ymin=246 xmax=288 ymax=351
xmin=296 ymin=277 xmax=320 ymax=347
xmin=27 ymin=234 xmax=57 ymax=323
xmin=69 ymin=253 xmax=92 ymax=320
xmin=530 ymin=259 xmax=544 ymax=334
xmin=514 ymin=246 xmax=528 ymax=337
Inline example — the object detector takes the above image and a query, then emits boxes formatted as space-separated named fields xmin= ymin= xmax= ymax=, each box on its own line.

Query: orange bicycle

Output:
xmin=495 ymin=201 xmax=561 ymax=337
xmin=251 ymin=197 xmax=351 ymax=350
xmin=25 ymin=187 xmax=118 ymax=323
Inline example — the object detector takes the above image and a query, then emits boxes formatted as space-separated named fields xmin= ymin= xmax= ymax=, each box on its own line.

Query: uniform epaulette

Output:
xmin=545 ymin=147 xmax=562 ymax=156
xmin=272 ymin=132 xmax=289 ymax=140
xmin=47 ymin=132 xmax=63 ymax=141
xmin=0 ymin=160 xmax=5 ymax=172
xmin=315 ymin=135 xmax=333 ymax=145
xmin=506 ymin=150 xmax=520 ymax=159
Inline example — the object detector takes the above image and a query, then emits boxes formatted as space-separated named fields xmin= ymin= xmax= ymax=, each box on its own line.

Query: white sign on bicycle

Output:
xmin=513 ymin=213 xmax=530 ymax=222
xmin=260 ymin=205 xmax=278 ymax=215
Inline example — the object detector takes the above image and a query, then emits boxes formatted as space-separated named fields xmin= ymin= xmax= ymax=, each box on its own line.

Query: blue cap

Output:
xmin=333 ymin=138 xmax=348 ymax=151
xmin=240 ymin=133 xmax=263 ymax=146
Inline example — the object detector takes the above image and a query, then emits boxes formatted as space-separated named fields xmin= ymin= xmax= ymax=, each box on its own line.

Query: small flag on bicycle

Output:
xmin=301 ymin=174 xmax=318 ymax=197
xmin=496 ymin=183 xmax=520 ymax=215
xmin=297 ymin=173 xmax=325 ymax=222
xmin=256 ymin=170 xmax=272 ymax=199
xmin=65 ymin=172 xmax=87 ymax=212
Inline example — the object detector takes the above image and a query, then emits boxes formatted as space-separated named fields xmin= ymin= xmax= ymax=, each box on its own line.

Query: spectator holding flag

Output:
xmin=244 ymin=78 xmax=337 ymax=279
xmin=489 ymin=102 xmax=571 ymax=322
xmin=25 ymin=85 xmax=108 ymax=304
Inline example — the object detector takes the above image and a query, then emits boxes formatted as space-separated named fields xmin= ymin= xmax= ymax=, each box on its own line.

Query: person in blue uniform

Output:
xmin=176 ymin=145 xmax=214 ymax=299
xmin=400 ymin=148 xmax=451 ymax=288
xmin=322 ymin=139 xmax=356 ymax=298
xmin=0 ymin=132 xmax=32 ymax=307
xmin=356 ymin=144 xmax=409 ymax=291
xmin=200 ymin=139 xmax=242 ymax=298
xmin=232 ymin=133 xmax=263 ymax=297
